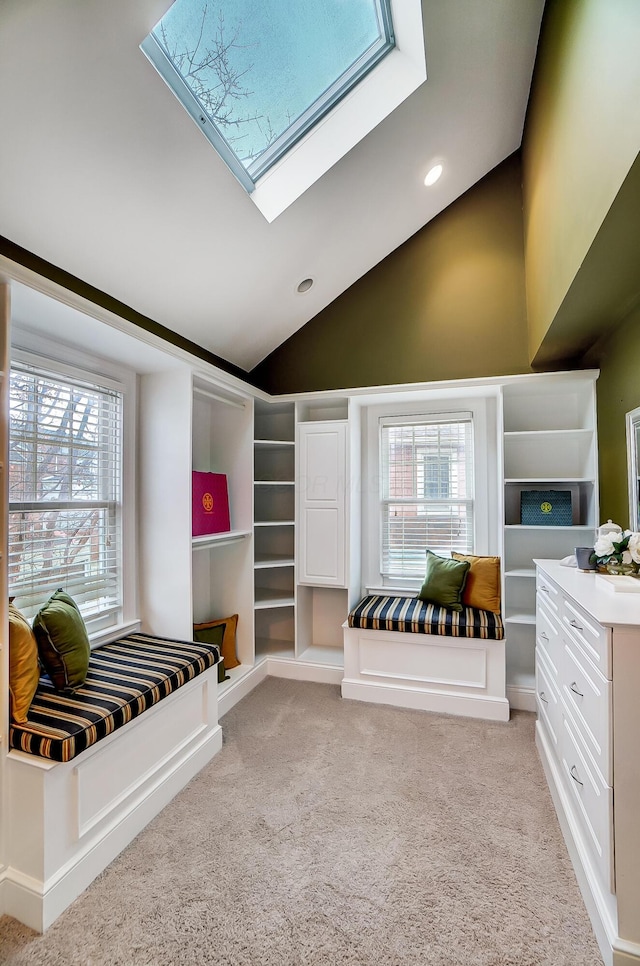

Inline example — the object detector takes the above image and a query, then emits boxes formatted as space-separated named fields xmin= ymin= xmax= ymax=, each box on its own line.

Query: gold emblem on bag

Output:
xmin=202 ymin=492 xmax=214 ymax=513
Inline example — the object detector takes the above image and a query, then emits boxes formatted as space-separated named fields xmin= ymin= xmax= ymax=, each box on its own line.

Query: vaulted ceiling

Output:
xmin=0 ymin=0 xmax=545 ymax=372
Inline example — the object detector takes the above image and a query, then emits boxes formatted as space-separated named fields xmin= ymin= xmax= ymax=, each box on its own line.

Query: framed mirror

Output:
xmin=626 ymin=406 xmax=640 ymax=531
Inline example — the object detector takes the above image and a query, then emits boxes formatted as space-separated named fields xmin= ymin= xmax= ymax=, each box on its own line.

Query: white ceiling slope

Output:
xmin=0 ymin=0 xmax=544 ymax=372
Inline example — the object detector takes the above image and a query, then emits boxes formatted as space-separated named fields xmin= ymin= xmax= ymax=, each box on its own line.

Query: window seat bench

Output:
xmin=341 ymin=595 xmax=509 ymax=722
xmin=4 ymin=632 xmax=223 ymax=933
xmin=10 ymin=632 xmax=220 ymax=762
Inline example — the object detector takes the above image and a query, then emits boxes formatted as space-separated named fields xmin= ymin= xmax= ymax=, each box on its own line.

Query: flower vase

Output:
xmin=597 ymin=563 xmax=639 ymax=577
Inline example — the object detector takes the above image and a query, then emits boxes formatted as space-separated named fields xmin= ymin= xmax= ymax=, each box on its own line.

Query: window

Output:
xmin=141 ymin=0 xmax=395 ymax=193
xmin=380 ymin=413 xmax=474 ymax=578
xmin=8 ymin=361 xmax=123 ymax=630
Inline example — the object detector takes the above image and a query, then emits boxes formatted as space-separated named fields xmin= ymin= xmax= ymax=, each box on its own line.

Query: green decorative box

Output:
xmin=520 ymin=489 xmax=573 ymax=526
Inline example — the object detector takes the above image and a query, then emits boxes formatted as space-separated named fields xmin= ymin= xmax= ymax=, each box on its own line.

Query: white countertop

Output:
xmin=535 ymin=559 xmax=640 ymax=628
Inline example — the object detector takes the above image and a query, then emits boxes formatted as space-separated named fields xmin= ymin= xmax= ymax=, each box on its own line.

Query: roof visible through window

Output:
xmin=142 ymin=0 xmax=395 ymax=191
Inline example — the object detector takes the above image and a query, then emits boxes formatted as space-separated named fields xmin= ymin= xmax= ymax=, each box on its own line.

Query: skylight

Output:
xmin=142 ymin=0 xmax=395 ymax=194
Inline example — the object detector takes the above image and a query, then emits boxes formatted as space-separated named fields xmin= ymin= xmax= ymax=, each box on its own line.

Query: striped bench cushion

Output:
xmin=9 ymin=632 xmax=220 ymax=763
xmin=348 ymin=595 xmax=504 ymax=640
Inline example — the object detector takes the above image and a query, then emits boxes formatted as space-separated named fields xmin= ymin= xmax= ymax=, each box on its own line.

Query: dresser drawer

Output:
xmin=560 ymin=712 xmax=614 ymax=893
xmin=560 ymin=633 xmax=612 ymax=784
xmin=535 ymin=647 xmax=561 ymax=755
xmin=536 ymin=596 xmax=562 ymax=678
xmin=561 ymin=595 xmax=612 ymax=679
xmin=536 ymin=571 xmax=561 ymax=618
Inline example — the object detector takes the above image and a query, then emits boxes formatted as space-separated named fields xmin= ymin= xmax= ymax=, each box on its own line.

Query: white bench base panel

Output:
xmin=342 ymin=624 xmax=509 ymax=722
xmin=2 ymin=665 xmax=222 ymax=933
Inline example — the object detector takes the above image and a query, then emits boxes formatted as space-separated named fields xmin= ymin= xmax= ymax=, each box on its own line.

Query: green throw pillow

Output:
xmin=32 ymin=589 xmax=91 ymax=693
xmin=193 ymin=622 xmax=230 ymax=683
xmin=417 ymin=550 xmax=470 ymax=612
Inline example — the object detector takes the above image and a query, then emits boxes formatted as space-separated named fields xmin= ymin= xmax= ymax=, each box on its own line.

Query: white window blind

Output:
xmin=8 ymin=362 xmax=123 ymax=626
xmin=380 ymin=413 xmax=474 ymax=577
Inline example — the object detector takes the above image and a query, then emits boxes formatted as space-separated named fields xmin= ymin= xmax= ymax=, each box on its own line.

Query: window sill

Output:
xmin=89 ymin=619 xmax=141 ymax=650
xmin=366 ymin=585 xmax=418 ymax=598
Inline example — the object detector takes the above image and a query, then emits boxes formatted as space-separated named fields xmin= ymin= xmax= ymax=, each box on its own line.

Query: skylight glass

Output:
xmin=142 ymin=0 xmax=395 ymax=192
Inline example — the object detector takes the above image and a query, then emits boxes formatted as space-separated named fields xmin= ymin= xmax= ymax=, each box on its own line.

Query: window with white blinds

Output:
xmin=380 ymin=413 xmax=474 ymax=578
xmin=8 ymin=362 xmax=123 ymax=627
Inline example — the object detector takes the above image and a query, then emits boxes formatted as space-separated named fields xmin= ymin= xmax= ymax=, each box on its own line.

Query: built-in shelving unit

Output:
xmin=191 ymin=376 xmax=254 ymax=699
xmin=138 ymin=369 xmax=255 ymax=702
xmin=254 ymin=400 xmax=296 ymax=662
xmin=501 ymin=374 xmax=598 ymax=710
xmin=294 ymin=396 xmax=359 ymax=675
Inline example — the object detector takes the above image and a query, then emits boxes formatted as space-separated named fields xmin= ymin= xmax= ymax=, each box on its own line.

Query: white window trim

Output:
xmin=251 ymin=0 xmax=425 ymax=221
xmin=10 ymin=331 xmax=138 ymax=643
xmin=362 ymin=395 xmax=499 ymax=593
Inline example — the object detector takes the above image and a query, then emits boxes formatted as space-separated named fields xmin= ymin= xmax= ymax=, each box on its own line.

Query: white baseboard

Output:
xmin=507 ymin=685 xmax=536 ymax=712
xmin=614 ymin=948 xmax=640 ymax=966
xmin=267 ymin=657 xmax=343 ymax=685
xmin=341 ymin=678 xmax=510 ymax=721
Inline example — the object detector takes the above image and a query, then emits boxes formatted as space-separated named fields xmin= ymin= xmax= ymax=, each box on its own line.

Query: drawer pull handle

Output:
xmin=539 ymin=691 xmax=549 ymax=704
xmin=570 ymin=682 xmax=584 ymax=698
xmin=540 ymin=585 xmax=549 ymax=594
xmin=569 ymin=618 xmax=584 ymax=632
xmin=540 ymin=631 xmax=549 ymax=641
xmin=570 ymin=765 xmax=583 ymax=787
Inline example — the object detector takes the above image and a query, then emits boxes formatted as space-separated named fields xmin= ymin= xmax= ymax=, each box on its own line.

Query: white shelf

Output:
xmin=254 ymin=589 xmax=295 ymax=609
xmin=296 ymin=645 xmax=344 ymax=668
xmin=507 ymin=670 xmax=536 ymax=689
xmin=505 ymin=524 xmax=594 ymax=531
xmin=505 ymin=476 xmax=593 ymax=486
xmin=218 ymin=662 xmax=255 ymax=694
xmin=254 ymin=554 xmax=295 ymax=569
xmin=192 ymin=529 xmax=252 ymax=551
xmin=505 ymin=568 xmax=536 ymax=578
xmin=504 ymin=429 xmax=593 ymax=438
xmin=505 ymin=612 xmax=536 ymax=625
xmin=254 ymin=480 xmax=295 ymax=485
xmin=254 ymin=519 xmax=295 ymax=527
xmin=255 ymin=637 xmax=295 ymax=660
xmin=254 ymin=439 xmax=295 ymax=447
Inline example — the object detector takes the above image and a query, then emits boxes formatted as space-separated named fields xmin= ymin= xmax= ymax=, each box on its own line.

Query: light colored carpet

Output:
xmin=0 ymin=678 xmax=603 ymax=965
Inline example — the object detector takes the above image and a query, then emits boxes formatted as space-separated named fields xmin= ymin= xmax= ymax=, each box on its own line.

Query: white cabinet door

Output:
xmin=298 ymin=421 xmax=347 ymax=586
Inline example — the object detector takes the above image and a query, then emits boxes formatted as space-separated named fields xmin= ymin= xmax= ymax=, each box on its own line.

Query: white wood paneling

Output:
xmin=342 ymin=625 xmax=508 ymax=722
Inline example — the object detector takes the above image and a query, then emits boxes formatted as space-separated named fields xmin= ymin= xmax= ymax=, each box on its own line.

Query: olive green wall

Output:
xmin=586 ymin=303 xmax=640 ymax=528
xmin=522 ymin=0 xmax=640 ymax=363
xmin=251 ymin=154 xmax=531 ymax=394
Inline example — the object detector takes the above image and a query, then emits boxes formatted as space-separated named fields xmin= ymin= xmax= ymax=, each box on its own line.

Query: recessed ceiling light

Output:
xmin=296 ymin=277 xmax=314 ymax=294
xmin=424 ymin=163 xmax=443 ymax=186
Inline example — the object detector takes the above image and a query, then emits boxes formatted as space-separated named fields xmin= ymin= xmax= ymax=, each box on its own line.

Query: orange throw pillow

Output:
xmin=451 ymin=554 xmax=501 ymax=614
xmin=8 ymin=602 xmax=40 ymax=723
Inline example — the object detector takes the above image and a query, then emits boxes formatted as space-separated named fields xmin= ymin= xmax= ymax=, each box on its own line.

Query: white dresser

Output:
xmin=535 ymin=560 xmax=640 ymax=966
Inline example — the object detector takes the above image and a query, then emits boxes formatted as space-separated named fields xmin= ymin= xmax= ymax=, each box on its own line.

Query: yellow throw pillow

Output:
xmin=193 ymin=614 xmax=240 ymax=669
xmin=451 ymin=553 xmax=501 ymax=614
xmin=8 ymin=602 xmax=40 ymax=723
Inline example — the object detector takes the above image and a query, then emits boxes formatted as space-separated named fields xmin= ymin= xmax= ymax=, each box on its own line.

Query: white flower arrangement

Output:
xmin=591 ymin=530 xmax=640 ymax=575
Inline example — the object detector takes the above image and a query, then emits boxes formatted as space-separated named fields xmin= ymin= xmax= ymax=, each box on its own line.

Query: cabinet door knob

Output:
xmin=570 ymin=682 xmax=584 ymax=698
xmin=569 ymin=618 xmax=584 ymax=632
xmin=539 ymin=691 xmax=549 ymax=704
xmin=570 ymin=765 xmax=583 ymax=787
